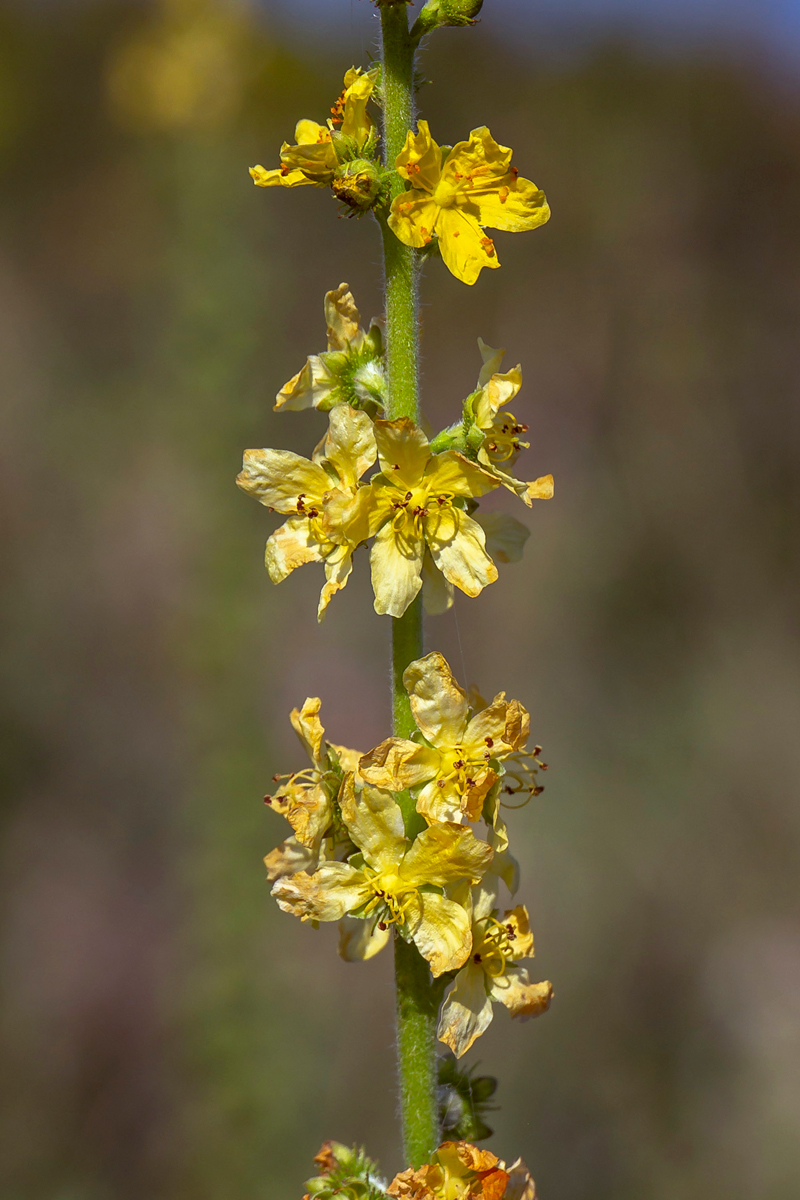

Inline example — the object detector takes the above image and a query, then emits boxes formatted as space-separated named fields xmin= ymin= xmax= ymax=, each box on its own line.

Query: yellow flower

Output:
xmin=250 ymin=66 xmax=378 ymax=191
xmin=360 ymin=652 xmax=530 ymax=825
xmin=236 ymin=405 xmax=376 ymax=620
xmin=272 ymin=778 xmax=493 ymax=977
xmin=469 ymin=338 xmax=554 ymax=506
xmin=366 ymin=419 xmax=500 ymax=618
xmin=388 ymin=122 xmax=549 ymax=285
xmin=438 ymin=896 xmax=552 ymax=1058
xmin=387 ymin=1142 xmax=536 ymax=1200
xmin=275 ymin=283 xmax=385 ymax=414
xmin=262 ymin=697 xmax=362 ymax=883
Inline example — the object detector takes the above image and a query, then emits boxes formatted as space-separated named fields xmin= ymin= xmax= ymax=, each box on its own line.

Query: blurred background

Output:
xmin=1 ymin=0 xmax=799 ymax=1197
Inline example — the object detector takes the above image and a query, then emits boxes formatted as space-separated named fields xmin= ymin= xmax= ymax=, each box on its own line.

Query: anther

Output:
xmin=485 ymin=737 xmax=494 ymax=748
xmin=499 ymin=186 xmax=509 ymax=204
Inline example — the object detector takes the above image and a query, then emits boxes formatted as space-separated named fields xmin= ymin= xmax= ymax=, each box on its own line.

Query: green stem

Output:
xmin=379 ymin=1 xmax=440 ymax=1170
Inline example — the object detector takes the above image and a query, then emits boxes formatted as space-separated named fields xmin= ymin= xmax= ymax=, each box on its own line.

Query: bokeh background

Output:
xmin=2 ymin=0 xmax=799 ymax=1197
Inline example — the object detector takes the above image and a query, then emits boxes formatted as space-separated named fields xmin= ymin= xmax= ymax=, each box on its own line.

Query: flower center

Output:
xmin=433 ymin=178 xmax=460 ymax=208
xmin=483 ymin=410 xmax=530 ymax=464
xmin=473 ymin=917 xmax=516 ymax=978
xmin=389 ymin=484 xmax=454 ymax=536
xmin=361 ymin=869 xmax=416 ymax=930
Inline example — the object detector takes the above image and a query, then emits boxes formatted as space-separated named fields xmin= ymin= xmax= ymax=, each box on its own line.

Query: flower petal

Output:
xmin=475 ymin=512 xmax=530 ymax=563
xmin=359 ymin=738 xmax=440 ymax=791
xmin=422 ymin=550 xmax=454 ymax=615
xmin=237 ymin=448 xmax=328 ymax=511
xmin=424 ymin=450 xmax=499 ymax=500
xmin=339 ymin=775 xmax=407 ymax=869
xmin=401 ymin=822 xmax=493 ymax=887
xmin=250 ymin=164 xmax=311 ymax=188
xmin=501 ymin=905 xmax=535 ymax=958
xmin=426 ymin=507 xmax=498 ymax=598
xmin=504 ymin=1159 xmax=537 ymax=1200
xmin=437 ymin=205 xmax=500 ymax=286
xmin=438 ymin=961 xmax=494 ymax=1057
xmin=338 ymin=915 xmax=391 ymax=962
xmin=473 ymin=366 xmax=523 ymax=429
xmin=324 ymin=282 xmax=364 ymax=351
xmin=264 ymin=835 xmax=317 ymax=882
xmin=370 ymin=519 xmax=424 ymax=617
xmin=388 ymin=190 xmax=442 ymax=249
xmin=373 ymin=418 xmax=432 ymax=486
xmin=318 ymin=543 xmax=353 ymax=621
xmin=394 ymin=119 xmax=443 ymax=192
xmin=275 ymin=355 xmax=332 ymax=412
xmin=448 ymin=126 xmax=550 ymax=233
xmin=265 ymin=516 xmax=323 ymax=583
xmin=271 ymin=861 xmax=371 ymax=922
xmin=403 ymin=651 xmax=469 ymax=746
xmin=477 ymin=336 xmax=506 ymax=388
xmin=405 ymin=890 xmax=473 ymax=976
xmin=289 ymin=697 xmax=325 ymax=764
xmin=489 ymin=965 xmax=553 ymax=1018
xmin=321 ymin=405 xmax=377 ymax=488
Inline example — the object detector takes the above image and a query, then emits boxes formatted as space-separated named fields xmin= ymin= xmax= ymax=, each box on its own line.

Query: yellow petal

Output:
xmin=321 ymin=484 xmax=372 ymax=548
xmin=281 ymin=137 xmax=337 ymax=183
xmin=405 ymin=890 xmax=473 ymax=977
xmin=324 ymin=282 xmax=364 ymax=351
xmin=473 ymin=366 xmax=523 ymax=429
xmin=426 ymin=506 xmax=498 ymax=598
xmin=447 ymin=126 xmax=550 ymax=233
xmin=327 ymin=743 xmax=363 ymax=775
xmin=359 ymin=738 xmax=440 ymax=791
xmin=489 ymin=966 xmax=553 ymax=1018
xmin=289 ymin=697 xmax=325 ymax=764
xmin=504 ymin=1159 xmax=537 ymax=1200
xmin=526 ymin=473 xmax=554 ymax=501
xmin=321 ymin=405 xmax=377 ymax=489
xmin=250 ymin=163 xmax=310 ymax=188
xmin=237 ymin=448 xmax=328 ymax=511
xmin=264 ymin=835 xmax=317 ymax=882
xmin=438 ymin=961 xmax=493 ymax=1057
xmin=337 ymin=915 xmax=391 ymax=962
xmin=318 ymin=543 xmax=353 ymax=620
xmin=271 ymin=861 xmax=371 ymax=922
xmin=265 ymin=516 xmax=324 ymax=583
xmin=464 ymin=698 xmax=521 ymax=758
xmin=401 ymin=822 xmax=492 ymax=887
xmin=294 ymin=119 xmax=332 ymax=146
xmin=339 ymin=776 xmax=407 ymax=870
xmin=477 ymin=336 xmax=506 ymax=388
xmin=501 ymin=905 xmax=535 ymax=958
xmin=394 ymin=119 xmax=443 ymax=192
xmin=424 ymin=450 xmax=499 ymax=500
xmin=373 ymin=417 xmax=431 ymax=487
xmin=422 ymin=549 xmax=454 ymax=615
xmin=369 ymin=519 xmax=424 ymax=617
xmin=340 ymin=68 xmax=376 ymax=147
xmin=388 ymin=190 xmax=441 ymax=249
xmin=275 ymin=355 xmax=332 ymax=411
xmin=437 ymin=204 xmax=500 ymax=285
xmin=403 ymin=651 xmax=469 ymax=746
xmin=475 ymin=512 xmax=530 ymax=563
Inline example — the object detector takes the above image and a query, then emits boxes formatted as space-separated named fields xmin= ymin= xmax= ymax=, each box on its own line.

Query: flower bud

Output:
xmin=412 ymin=0 xmax=483 ymax=37
xmin=331 ymin=159 xmax=383 ymax=213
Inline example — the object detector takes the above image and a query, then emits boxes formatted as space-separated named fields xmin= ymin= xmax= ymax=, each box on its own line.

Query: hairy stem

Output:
xmin=379 ymin=1 xmax=440 ymax=1170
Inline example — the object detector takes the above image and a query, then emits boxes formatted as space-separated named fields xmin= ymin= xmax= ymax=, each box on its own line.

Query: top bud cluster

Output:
xmin=250 ymin=65 xmax=549 ymax=286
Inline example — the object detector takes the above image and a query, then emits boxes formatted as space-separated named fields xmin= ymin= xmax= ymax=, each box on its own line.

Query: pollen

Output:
xmin=480 ymin=236 xmax=496 ymax=256
xmin=499 ymin=186 xmax=509 ymax=204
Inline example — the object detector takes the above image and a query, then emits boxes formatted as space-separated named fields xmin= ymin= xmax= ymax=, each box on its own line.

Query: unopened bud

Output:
xmin=331 ymin=159 xmax=383 ymax=213
xmin=412 ymin=0 xmax=483 ymax=37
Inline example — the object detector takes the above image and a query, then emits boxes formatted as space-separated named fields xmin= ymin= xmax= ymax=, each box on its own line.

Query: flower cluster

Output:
xmin=237 ymin=287 xmax=552 ymax=621
xmin=249 ymin=69 xmax=549 ymax=283
xmin=264 ymin=652 xmax=552 ymax=1056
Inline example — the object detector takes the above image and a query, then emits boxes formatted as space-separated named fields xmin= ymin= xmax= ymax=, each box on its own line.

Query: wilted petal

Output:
xmin=489 ymin=966 xmax=553 ymax=1019
xmin=321 ymin=404 xmax=377 ymax=488
xmin=318 ymin=543 xmax=353 ymax=621
xmin=425 ymin=451 xmax=499 ymax=501
xmin=264 ymin=836 xmax=317 ymax=882
xmin=265 ymin=516 xmax=324 ymax=583
xmin=475 ymin=512 xmax=530 ymax=564
xmin=324 ymin=282 xmax=364 ymax=351
xmin=477 ymin=337 xmax=506 ymax=388
xmin=327 ymin=743 xmax=362 ymax=775
xmin=290 ymin=697 xmax=325 ymax=765
xmin=526 ymin=474 xmax=554 ymax=501
xmin=274 ymin=355 xmax=332 ymax=412
xmin=405 ymin=890 xmax=473 ymax=977
xmin=401 ymin=822 xmax=493 ymax=887
xmin=272 ymin=861 xmax=370 ymax=922
xmin=338 ymin=916 xmax=391 ymax=962
xmin=421 ymin=550 xmax=454 ymax=615
xmin=403 ymin=652 xmax=468 ymax=746
xmin=504 ymin=1159 xmax=537 ymax=1200
xmin=237 ymin=448 xmax=328 ymax=512
xmin=438 ymin=961 xmax=494 ymax=1057
xmin=339 ymin=776 xmax=407 ymax=869
xmin=359 ymin=738 xmax=440 ymax=791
